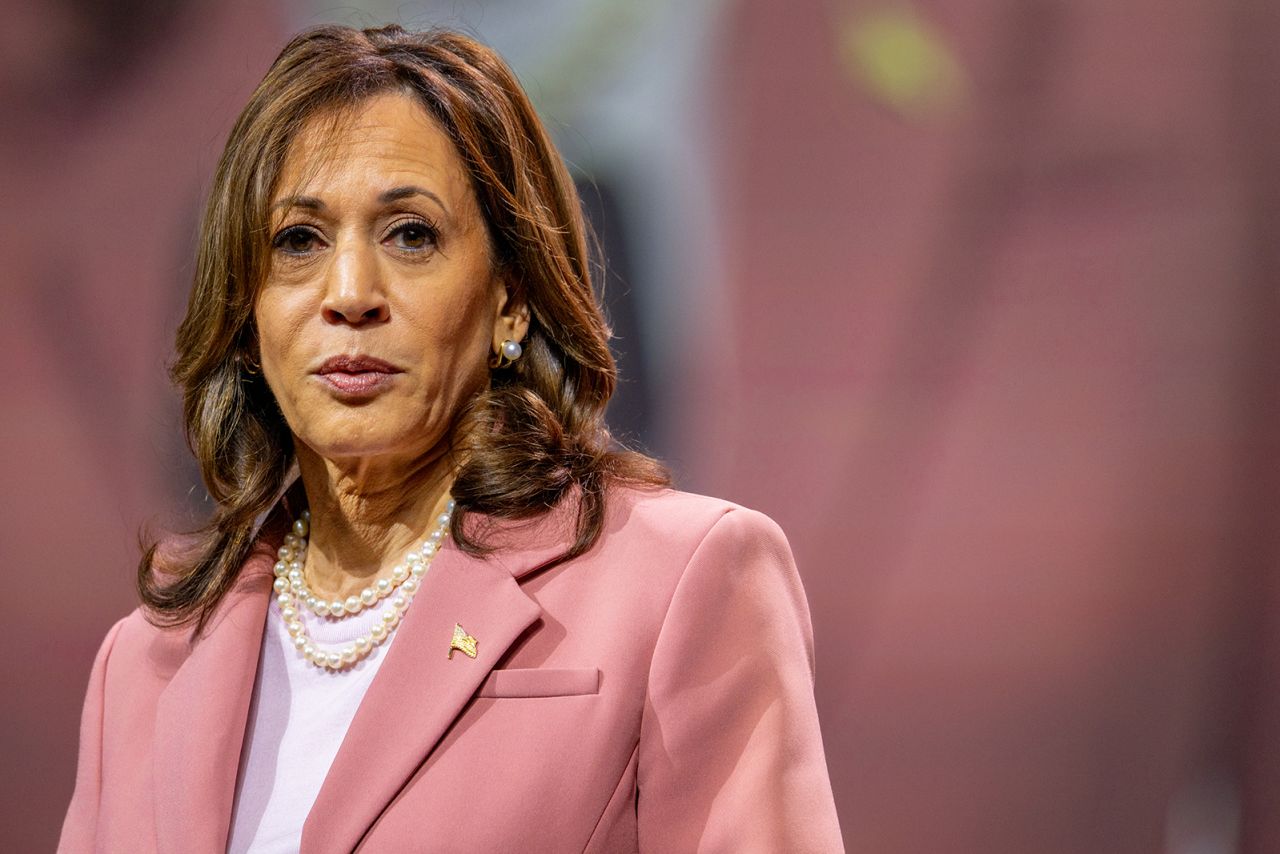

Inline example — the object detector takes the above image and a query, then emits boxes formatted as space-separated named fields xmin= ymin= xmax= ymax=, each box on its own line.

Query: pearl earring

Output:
xmin=491 ymin=338 xmax=523 ymax=369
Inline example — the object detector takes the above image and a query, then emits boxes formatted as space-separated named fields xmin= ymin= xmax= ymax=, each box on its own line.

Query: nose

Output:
xmin=320 ymin=239 xmax=390 ymax=325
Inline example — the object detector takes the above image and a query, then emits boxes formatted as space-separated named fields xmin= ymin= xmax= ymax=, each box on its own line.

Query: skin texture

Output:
xmin=255 ymin=92 xmax=529 ymax=601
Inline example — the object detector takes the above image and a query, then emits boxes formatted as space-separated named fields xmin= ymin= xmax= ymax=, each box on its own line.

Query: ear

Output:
xmin=490 ymin=271 xmax=530 ymax=352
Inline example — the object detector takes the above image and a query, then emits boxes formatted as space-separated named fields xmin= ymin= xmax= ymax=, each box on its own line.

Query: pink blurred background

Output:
xmin=5 ymin=1 xmax=1279 ymax=851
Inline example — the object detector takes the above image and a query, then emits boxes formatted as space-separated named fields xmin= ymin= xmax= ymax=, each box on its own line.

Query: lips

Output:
xmin=314 ymin=354 xmax=402 ymax=397
xmin=316 ymin=354 xmax=400 ymax=375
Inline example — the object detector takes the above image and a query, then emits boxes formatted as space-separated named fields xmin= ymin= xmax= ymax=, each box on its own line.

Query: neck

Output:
xmin=294 ymin=444 xmax=456 ymax=601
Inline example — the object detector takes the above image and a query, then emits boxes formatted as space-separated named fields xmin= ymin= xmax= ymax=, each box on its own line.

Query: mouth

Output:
xmin=313 ymin=354 xmax=402 ymax=397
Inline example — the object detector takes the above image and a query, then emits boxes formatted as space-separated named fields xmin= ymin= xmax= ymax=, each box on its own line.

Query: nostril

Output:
xmin=321 ymin=299 xmax=389 ymax=325
xmin=321 ymin=305 xmax=351 ymax=325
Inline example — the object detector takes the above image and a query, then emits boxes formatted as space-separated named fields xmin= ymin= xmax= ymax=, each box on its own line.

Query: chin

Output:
xmin=297 ymin=418 xmax=440 ymax=463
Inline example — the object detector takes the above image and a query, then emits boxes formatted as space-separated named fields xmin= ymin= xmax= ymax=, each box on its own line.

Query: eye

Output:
xmin=272 ymin=225 xmax=322 ymax=255
xmin=387 ymin=219 xmax=438 ymax=252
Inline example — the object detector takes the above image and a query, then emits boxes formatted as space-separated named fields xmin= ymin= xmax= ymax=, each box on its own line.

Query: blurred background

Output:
xmin=4 ymin=0 xmax=1279 ymax=851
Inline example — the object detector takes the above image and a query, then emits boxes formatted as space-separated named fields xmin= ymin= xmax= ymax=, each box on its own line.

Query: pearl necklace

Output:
xmin=271 ymin=499 xmax=455 ymax=670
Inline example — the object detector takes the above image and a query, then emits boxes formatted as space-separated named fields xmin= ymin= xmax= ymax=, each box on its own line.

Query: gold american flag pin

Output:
xmin=449 ymin=623 xmax=478 ymax=659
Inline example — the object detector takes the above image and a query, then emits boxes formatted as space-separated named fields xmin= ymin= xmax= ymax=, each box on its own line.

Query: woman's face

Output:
xmin=255 ymin=92 xmax=526 ymax=467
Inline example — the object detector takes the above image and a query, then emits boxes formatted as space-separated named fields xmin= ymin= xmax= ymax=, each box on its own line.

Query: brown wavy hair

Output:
xmin=139 ymin=23 xmax=668 ymax=631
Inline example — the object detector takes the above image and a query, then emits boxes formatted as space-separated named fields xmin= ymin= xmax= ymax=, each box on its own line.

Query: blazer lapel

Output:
xmin=152 ymin=537 xmax=280 ymax=854
xmin=300 ymin=542 xmax=544 ymax=853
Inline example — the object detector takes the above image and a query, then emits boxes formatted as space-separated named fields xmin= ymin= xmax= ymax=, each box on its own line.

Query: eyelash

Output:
xmin=386 ymin=217 xmax=439 ymax=252
xmin=271 ymin=225 xmax=319 ymax=255
xmin=270 ymin=218 xmax=440 ymax=256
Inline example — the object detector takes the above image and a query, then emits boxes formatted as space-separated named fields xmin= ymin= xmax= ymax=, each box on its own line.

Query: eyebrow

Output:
xmin=270 ymin=185 xmax=449 ymax=214
xmin=378 ymin=185 xmax=447 ymax=211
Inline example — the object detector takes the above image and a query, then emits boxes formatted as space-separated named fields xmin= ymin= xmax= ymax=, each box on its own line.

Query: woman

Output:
xmin=59 ymin=23 xmax=843 ymax=854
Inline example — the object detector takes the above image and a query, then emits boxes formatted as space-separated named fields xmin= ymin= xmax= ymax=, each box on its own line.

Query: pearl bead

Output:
xmin=501 ymin=339 xmax=522 ymax=360
xmin=277 ymin=496 xmax=451 ymax=670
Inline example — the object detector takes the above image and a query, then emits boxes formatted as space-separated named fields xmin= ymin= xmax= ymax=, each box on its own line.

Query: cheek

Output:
xmin=257 ymin=286 xmax=307 ymax=349
xmin=254 ymin=295 xmax=310 ymax=393
xmin=408 ymin=282 xmax=499 ymax=367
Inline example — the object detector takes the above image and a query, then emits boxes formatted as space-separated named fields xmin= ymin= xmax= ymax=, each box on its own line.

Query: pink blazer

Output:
xmin=58 ymin=487 xmax=844 ymax=852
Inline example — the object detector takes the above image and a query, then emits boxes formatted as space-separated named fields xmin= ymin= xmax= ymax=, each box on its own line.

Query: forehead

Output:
xmin=273 ymin=92 xmax=473 ymax=210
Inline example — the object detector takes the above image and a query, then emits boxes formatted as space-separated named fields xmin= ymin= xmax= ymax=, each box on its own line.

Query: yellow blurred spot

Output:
xmin=839 ymin=4 xmax=968 ymax=119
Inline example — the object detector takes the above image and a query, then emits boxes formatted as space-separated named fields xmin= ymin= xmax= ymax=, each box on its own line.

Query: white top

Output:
xmin=226 ymin=592 xmax=402 ymax=854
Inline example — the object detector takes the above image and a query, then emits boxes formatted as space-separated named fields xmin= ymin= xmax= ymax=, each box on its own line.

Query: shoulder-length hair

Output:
xmin=140 ymin=23 xmax=668 ymax=632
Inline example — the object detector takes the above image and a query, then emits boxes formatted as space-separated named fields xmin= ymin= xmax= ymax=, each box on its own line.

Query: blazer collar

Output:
xmin=467 ymin=495 xmax=583 ymax=581
xmin=153 ymin=529 xmax=282 ymax=854
xmin=150 ymin=501 xmax=574 ymax=854
xmin=301 ymin=543 xmax=543 ymax=852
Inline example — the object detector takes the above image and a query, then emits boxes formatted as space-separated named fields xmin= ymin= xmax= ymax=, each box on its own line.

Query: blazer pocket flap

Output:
xmin=476 ymin=667 xmax=600 ymax=698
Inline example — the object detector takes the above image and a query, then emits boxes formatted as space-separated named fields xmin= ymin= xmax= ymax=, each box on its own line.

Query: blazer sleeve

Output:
xmin=636 ymin=508 xmax=845 ymax=853
xmin=58 ymin=616 xmax=127 ymax=854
